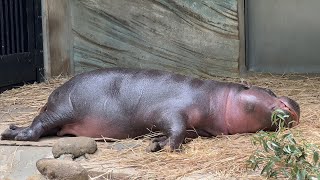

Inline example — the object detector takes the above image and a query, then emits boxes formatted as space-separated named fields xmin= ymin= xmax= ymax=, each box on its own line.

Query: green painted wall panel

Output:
xmin=71 ymin=0 xmax=239 ymax=78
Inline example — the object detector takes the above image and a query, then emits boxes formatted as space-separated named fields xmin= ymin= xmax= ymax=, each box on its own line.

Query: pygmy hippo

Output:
xmin=1 ymin=68 xmax=300 ymax=151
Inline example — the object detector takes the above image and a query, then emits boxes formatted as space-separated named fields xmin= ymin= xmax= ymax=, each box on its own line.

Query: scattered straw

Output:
xmin=0 ymin=77 xmax=68 ymax=126
xmin=0 ymin=73 xmax=319 ymax=179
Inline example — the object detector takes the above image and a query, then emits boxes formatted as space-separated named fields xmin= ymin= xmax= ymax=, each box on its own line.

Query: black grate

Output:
xmin=0 ymin=0 xmax=28 ymax=55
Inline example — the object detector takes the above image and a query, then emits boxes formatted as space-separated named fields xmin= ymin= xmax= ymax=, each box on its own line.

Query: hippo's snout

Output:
xmin=278 ymin=96 xmax=300 ymax=127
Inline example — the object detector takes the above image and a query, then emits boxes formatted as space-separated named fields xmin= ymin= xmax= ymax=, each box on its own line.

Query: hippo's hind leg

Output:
xmin=1 ymin=110 xmax=69 ymax=141
xmin=1 ymin=125 xmax=27 ymax=140
xmin=147 ymin=113 xmax=187 ymax=152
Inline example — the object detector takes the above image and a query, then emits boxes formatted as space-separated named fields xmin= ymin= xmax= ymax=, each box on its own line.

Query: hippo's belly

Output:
xmin=57 ymin=116 xmax=152 ymax=139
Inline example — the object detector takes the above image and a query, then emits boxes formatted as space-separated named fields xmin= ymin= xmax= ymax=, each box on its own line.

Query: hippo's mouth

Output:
xmin=278 ymin=99 xmax=299 ymax=127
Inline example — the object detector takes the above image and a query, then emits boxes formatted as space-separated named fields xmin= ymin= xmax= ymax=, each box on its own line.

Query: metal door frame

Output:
xmin=0 ymin=0 xmax=43 ymax=91
xmin=242 ymin=0 xmax=320 ymax=75
xmin=238 ymin=0 xmax=246 ymax=75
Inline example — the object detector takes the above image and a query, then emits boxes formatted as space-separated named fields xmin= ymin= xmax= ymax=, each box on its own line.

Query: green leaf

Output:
xmin=283 ymin=133 xmax=297 ymax=144
xmin=313 ymin=151 xmax=319 ymax=165
xmin=267 ymin=141 xmax=280 ymax=151
xmin=247 ymin=158 xmax=259 ymax=170
xmin=288 ymin=145 xmax=298 ymax=154
xmin=282 ymin=169 xmax=290 ymax=177
xmin=273 ymin=155 xmax=281 ymax=162
xmin=301 ymin=169 xmax=306 ymax=179
xmin=296 ymin=169 xmax=306 ymax=180
xmin=291 ymin=167 xmax=297 ymax=178
xmin=262 ymin=140 xmax=269 ymax=152
xmin=286 ymin=155 xmax=293 ymax=165
xmin=282 ymin=133 xmax=291 ymax=139
xmin=296 ymin=170 xmax=302 ymax=180
xmin=271 ymin=109 xmax=286 ymax=125
xmin=272 ymin=141 xmax=280 ymax=149
xmin=290 ymin=137 xmax=297 ymax=145
xmin=248 ymin=112 xmax=320 ymax=179
xmin=267 ymin=142 xmax=274 ymax=151
xmin=270 ymin=171 xmax=278 ymax=178
xmin=283 ymin=145 xmax=292 ymax=154
xmin=261 ymin=161 xmax=274 ymax=176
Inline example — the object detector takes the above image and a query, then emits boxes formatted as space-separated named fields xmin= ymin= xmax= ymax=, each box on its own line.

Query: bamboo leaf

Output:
xmin=301 ymin=169 xmax=306 ymax=179
xmin=270 ymin=171 xmax=278 ymax=178
xmin=271 ymin=141 xmax=280 ymax=149
xmin=262 ymin=140 xmax=269 ymax=152
xmin=248 ymin=110 xmax=320 ymax=179
xmin=283 ymin=145 xmax=291 ymax=154
xmin=282 ymin=133 xmax=291 ymax=139
xmin=296 ymin=170 xmax=302 ymax=180
xmin=313 ymin=151 xmax=319 ymax=165
xmin=261 ymin=161 xmax=274 ymax=176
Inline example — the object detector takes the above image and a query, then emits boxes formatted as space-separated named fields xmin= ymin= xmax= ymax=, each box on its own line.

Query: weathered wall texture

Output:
xmin=71 ymin=0 xmax=239 ymax=77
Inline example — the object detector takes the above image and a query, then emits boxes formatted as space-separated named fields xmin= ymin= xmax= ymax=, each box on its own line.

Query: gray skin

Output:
xmin=1 ymin=68 xmax=300 ymax=151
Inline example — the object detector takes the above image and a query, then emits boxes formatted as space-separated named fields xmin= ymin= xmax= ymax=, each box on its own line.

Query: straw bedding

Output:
xmin=0 ymin=74 xmax=319 ymax=179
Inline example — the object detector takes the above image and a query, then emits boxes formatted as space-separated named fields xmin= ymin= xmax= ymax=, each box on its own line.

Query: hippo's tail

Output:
xmin=39 ymin=103 xmax=48 ymax=113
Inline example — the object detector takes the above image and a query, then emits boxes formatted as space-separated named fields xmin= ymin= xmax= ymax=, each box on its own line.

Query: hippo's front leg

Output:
xmin=147 ymin=113 xmax=187 ymax=152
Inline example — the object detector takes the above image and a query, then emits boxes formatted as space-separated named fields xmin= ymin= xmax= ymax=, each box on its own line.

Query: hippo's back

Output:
xmin=46 ymin=68 xmax=208 ymax=121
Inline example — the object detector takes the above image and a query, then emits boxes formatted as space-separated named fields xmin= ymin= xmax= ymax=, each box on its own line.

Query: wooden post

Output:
xmin=41 ymin=0 xmax=73 ymax=78
xmin=41 ymin=0 xmax=50 ymax=79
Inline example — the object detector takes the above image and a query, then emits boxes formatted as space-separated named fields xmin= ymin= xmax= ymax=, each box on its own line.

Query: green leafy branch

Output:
xmin=247 ymin=109 xmax=320 ymax=179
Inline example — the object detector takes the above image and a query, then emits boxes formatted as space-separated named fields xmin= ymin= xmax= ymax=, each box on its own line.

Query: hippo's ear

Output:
xmin=240 ymin=79 xmax=252 ymax=89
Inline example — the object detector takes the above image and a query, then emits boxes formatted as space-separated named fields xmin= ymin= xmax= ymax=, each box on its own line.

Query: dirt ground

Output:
xmin=0 ymin=74 xmax=319 ymax=179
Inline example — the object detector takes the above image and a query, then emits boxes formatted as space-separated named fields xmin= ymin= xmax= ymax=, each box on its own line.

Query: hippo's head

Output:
xmin=226 ymin=85 xmax=300 ymax=134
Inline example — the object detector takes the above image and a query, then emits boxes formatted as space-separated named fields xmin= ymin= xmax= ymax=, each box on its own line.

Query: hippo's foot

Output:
xmin=1 ymin=124 xmax=24 ymax=140
xmin=147 ymin=136 xmax=167 ymax=152
xmin=146 ymin=136 xmax=183 ymax=152
xmin=1 ymin=124 xmax=39 ymax=141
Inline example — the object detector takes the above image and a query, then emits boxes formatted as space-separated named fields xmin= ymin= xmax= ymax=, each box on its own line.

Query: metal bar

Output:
xmin=14 ymin=0 xmax=20 ymax=53
xmin=34 ymin=0 xmax=42 ymax=50
xmin=0 ymin=0 xmax=5 ymax=55
xmin=34 ymin=0 xmax=44 ymax=82
xmin=9 ymin=0 xmax=16 ymax=53
xmin=19 ymin=0 xmax=25 ymax=52
xmin=26 ymin=0 xmax=35 ymax=52
xmin=4 ymin=0 xmax=10 ymax=54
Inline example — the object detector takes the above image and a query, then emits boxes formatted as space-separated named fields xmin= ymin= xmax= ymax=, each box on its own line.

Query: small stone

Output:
xmin=26 ymin=174 xmax=46 ymax=180
xmin=36 ymin=158 xmax=88 ymax=180
xmin=58 ymin=154 xmax=74 ymax=161
xmin=52 ymin=137 xmax=97 ymax=158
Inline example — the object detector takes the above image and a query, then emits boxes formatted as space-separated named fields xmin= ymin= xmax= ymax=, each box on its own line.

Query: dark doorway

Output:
xmin=246 ymin=0 xmax=320 ymax=73
xmin=0 ymin=0 xmax=43 ymax=92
